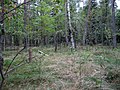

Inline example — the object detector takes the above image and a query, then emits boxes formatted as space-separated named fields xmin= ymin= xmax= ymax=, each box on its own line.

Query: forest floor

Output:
xmin=1 ymin=46 xmax=120 ymax=90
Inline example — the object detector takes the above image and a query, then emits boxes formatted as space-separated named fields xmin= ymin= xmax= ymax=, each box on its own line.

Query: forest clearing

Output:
xmin=1 ymin=46 xmax=120 ymax=90
xmin=0 ymin=0 xmax=120 ymax=90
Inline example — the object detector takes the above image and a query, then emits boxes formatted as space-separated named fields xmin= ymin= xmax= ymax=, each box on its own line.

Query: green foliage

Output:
xmin=0 ymin=0 xmax=120 ymax=89
xmin=2 ymin=0 xmax=65 ymax=45
xmin=116 ymin=9 xmax=120 ymax=29
xmin=87 ymin=77 xmax=102 ymax=85
xmin=93 ymin=48 xmax=120 ymax=89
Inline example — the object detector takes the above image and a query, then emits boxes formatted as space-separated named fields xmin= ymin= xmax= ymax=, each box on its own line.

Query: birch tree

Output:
xmin=64 ymin=0 xmax=69 ymax=46
xmin=66 ymin=0 xmax=75 ymax=49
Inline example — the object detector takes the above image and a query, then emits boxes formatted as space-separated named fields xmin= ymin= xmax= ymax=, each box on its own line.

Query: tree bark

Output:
xmin=24 ymin=0 xmax=28 ymax=49
xmin=0 ymin=0 xmax=5 ymax=89
xmin=54 ymin=33 xmax=57 ymax=52
xmin=111 ymin=0 xmax=117 ymax=48
xmin=83 ymin=0 xmax=92 ymax=45
xmin=64 ymin=0 xmax=69 ymax=46
xmin=67 ymin=0 xmax=75 ymax=49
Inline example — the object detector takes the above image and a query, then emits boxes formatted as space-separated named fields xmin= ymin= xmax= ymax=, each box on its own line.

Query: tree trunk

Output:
xmin=0 ymin=0 xmax=5 ymax=89
xmin=64 ymin=0 xmax=69 ymax=46
xmin=54 ymin=33 xmax=57 ymax=52
xmin=24 ymin=0 xmax=28 ymax=49
xmin=83 ymin=0 xmax=92 ymax=45
xmin=111 ymin=0 xmax=117 ymax=48
xmin=0 ymin=0 xmax=5 ymax=63
xmin=0 ymin=0 xmax=5 ymax=51
xmin=67 ymin=0 xmax=75 ymax=49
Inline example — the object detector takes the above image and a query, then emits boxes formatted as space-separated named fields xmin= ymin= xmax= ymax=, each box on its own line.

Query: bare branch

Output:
xmin=4 ymin=47 xmax=25 ymax=76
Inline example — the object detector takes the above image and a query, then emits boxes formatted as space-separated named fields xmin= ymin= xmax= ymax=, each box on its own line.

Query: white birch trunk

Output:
xmin=67 ymin=0 xmax=75 ymax=49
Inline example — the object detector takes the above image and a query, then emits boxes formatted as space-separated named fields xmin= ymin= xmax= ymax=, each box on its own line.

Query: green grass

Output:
xmin=1 ymin=46 xmax=120 ymax=90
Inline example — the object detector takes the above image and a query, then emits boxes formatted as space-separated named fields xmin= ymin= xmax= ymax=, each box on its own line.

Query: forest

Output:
xmin=0 ymin=0 xmax=120 ymax=90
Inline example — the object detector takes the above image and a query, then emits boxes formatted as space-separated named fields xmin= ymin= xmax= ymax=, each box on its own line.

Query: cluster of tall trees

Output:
xmin=0 ymin=0 xmax=120 ymax=51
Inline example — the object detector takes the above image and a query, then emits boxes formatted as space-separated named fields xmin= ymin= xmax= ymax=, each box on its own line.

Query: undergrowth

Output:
xmin=1 ymin=46 xmax=120 ymax=90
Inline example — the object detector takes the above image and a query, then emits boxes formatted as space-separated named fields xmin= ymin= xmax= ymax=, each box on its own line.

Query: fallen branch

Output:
xmin=6 ymin=61 xmax=26 ymax=74
xmin=6 ymin=53 xmax=47 ymax=74
xmin=5 ymin=49 xmax=48 ymax=76
xmin=4 ymin=47 xmax=25 ymax=76
xmin=5 ymin=55 xmax=35 ymax=75
xmin=38 ymin=50 xmax=49 ymax=56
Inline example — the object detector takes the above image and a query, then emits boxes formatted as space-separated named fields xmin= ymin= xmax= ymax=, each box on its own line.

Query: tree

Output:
xmin=64 ymin=0 xmax=69 ymax=46
xmin=24 ymin=0 xmax=28 ymax=49
xmin=87 ymin=0 xmax=98 ymax=45
xmin=116 ymin=9 xmax=120 ymax=29
xmin=99 ymin=0 xmax=111 ymax=45
xmin=111 ymin=0 xmax=117 ymax=48
xmin=66 ymin=0 xmax=75 ymax=49
xmin=0 ymin=0 xmax=5 ymax=88
xmin=83 ymin=0 xmax=92 ymax=45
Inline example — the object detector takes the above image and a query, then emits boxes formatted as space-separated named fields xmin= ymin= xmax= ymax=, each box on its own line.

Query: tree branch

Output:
xmin=6 ymin=61 xmax=26 ymax=74
xmin=4 ymin=1 xmax=31 ymax=15
xmin=0 ymin=0 xmax=32 ymax=22
xmin=4 ymin=47 xmax=25 ymax=76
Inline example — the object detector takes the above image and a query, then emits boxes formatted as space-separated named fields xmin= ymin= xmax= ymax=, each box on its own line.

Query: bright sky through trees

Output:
xmin=81 ymin=0 xmax=120 ymax=9
xmin=116 ymin=0 xmax=120 ymax=9
xmin=18 ymin=0 xmax=120 ymax=8
xmin=18 ymin=0 xmax=24 ymax=3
